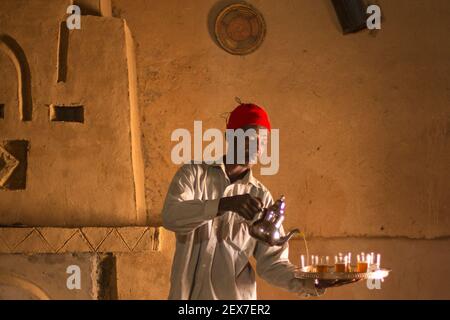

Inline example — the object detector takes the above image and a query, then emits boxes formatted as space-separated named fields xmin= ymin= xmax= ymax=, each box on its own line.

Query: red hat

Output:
xmin=226 ymin=103 xmax=271 ymax=131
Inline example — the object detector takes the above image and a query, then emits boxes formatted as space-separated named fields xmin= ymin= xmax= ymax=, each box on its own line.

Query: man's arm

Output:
xmin=253 ymin=234 xmax=325 ymax=297
xmin=162 ymin=165 xmax=220 ymax=234
xmin=252 ymin=193 xmax=325 ymax=297
xmin=162 ymin=165 xmax=263 ymax=234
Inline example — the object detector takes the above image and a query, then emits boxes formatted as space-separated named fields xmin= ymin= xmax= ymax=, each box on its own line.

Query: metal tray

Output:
xmin=295 ymin=266 xmax=391 ymax=281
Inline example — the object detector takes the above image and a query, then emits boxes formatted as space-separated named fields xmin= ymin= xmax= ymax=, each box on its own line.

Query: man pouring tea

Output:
xmin=162 ymin=103 xmax=352 ymax=300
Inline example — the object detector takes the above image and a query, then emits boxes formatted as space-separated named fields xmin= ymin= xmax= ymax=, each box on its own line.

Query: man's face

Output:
xmin=227 ymin=125 xmax=268 ymax=167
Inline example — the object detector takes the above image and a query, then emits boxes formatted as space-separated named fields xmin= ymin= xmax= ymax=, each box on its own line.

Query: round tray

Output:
xmin=295 ymin=267 xmax=391 ymax=281
xmin=215 ymin=3 xmax=266 ymax=55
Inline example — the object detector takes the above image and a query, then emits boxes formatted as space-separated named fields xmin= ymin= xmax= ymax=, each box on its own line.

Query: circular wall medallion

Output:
xmin=215 ymin=3 xmax=266 ymax=55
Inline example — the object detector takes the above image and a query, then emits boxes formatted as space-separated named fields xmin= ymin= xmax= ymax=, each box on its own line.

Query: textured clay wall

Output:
xmin=117 ymin=0 xmax=450 ymax=236
xmin=0 ymin=1 xmax=147 ymax=227
xmin=0 ymin=0 xmax=449 ymax=299
xmin=114 ymin=0 xmax=450 ymax=299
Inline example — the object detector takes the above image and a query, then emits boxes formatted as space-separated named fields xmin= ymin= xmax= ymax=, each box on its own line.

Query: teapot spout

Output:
xmin=273 ymin=229 xmax=300 ymax=246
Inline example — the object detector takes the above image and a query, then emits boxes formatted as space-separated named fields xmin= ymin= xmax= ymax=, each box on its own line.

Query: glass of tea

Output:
xmin=316 ymin=256 xmax=330 ymax=273
xmin=308 ymin=255 xmax=317 ymax=272
xmin=334 ymin=253 xmax=347 ymax=272
xmin=357 ymin=253 xmax=369 ymax=273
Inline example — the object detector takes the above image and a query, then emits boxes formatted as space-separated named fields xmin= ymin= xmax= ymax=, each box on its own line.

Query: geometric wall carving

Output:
xmin=1 ymin=16 xmax=148 ymax=227
xmin=0 ymin=140 xmax=29 ymax=190
xmin=0 ymin=34 xmax=32 ymax=121
xmin=49 ymin=105 xmax=84 ymax=123
xmin=0 ymin=227 xmax=160 ymax=254
xmin=0 ymin=274 xmax=51 ymax=300
xmin=71 ymin=0 xmax=112 ymax=17
xmin=58 ymin=1 xmax=112 ymax=82
xmin=0 ymin=253 xmax=117 ymax=300
xmin=56 ymin=22 xmax=69 ymax=83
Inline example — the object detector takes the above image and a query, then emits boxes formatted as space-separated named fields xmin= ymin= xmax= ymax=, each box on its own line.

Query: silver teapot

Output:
xmin=249 ymin=196 xmax=300 ymax=246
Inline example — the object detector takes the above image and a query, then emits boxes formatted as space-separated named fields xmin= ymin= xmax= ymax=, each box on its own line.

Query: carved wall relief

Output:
xmin=0 ymin=13 xmax=147 ymax=226
xmin=0 ymin=34 xmax=33 ymax=121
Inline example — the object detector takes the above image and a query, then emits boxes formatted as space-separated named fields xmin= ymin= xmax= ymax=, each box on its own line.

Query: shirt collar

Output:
xmin=211 ymin=162 xmax=259 ymax=187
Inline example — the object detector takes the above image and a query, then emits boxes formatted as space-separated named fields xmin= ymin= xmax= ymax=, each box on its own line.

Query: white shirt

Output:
xmin=162 ymin=162 xmax=323 ymax=300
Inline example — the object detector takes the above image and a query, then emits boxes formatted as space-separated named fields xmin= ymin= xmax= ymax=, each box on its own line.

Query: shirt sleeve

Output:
xmin=252 ymin=192 xmax=326 ymax=298
xmin=162 ymin=164 xmax=220 ymax=234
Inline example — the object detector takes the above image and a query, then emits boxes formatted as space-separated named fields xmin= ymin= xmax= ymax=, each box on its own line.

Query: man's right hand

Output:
xmin=218 ymin=194 xmax=264 ymax=220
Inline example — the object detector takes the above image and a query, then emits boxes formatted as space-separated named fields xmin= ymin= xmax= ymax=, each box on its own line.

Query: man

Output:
xmin=162 ymin=103 xmax=325 ymax=300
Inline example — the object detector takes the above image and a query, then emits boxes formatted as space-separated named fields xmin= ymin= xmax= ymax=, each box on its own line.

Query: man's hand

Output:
xmin=218 ymin=194 xmax=264 ymax=220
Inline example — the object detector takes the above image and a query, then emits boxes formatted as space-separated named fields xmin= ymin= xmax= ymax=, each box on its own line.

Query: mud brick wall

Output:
xmin=0 ymin=0 xmax=449 ymax=299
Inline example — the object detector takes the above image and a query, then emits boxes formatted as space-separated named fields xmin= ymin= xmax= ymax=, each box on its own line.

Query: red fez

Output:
xmin=226 ymin=103 xmax=271 ymax=131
